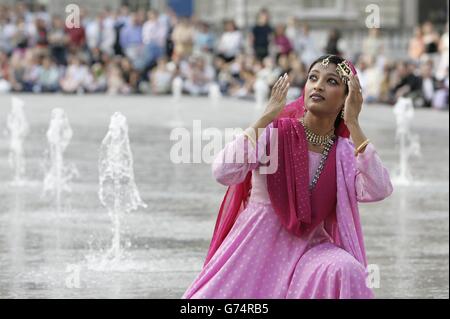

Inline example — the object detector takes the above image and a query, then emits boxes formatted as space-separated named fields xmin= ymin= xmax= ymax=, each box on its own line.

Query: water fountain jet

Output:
xmin=392 ymin=97 xmax=421 ymax=185
xmin=98 ymin=112 xmax=147 ymax=262
xmin=42 ymin=108 xmax=78 ymax=211
xmin=6 ymin=97 xmax=29 ymax=185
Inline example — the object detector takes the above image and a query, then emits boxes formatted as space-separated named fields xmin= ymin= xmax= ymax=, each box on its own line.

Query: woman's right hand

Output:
xmin=263 ymin=73 xmax=290 ymax=120
xmin=246 ymin=73 xmax=290 ymax=142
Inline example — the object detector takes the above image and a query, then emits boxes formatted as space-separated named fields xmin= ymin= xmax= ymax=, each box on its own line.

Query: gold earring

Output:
xmin=341 ymin=108 xmax=345 ymax=119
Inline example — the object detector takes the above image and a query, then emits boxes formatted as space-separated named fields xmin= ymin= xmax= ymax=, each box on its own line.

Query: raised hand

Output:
xmin=263 ymin=73 xmax=290 ymax=120
xmin=343 ymin=74 xmax=363 ymax=125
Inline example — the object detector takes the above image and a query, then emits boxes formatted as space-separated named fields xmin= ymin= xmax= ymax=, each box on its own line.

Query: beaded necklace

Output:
xmin=299 ymin=117 xmax=336 ymax=190
xmin=299 ymin=117 xmax=335 ymax=146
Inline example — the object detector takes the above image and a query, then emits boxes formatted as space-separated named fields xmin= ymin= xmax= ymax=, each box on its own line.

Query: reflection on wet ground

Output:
xmin=0 ymin=95 xmax=448 ymax=298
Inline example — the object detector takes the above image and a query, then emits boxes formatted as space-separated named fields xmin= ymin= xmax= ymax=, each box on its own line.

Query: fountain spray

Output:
xmin=6 ymin=97 xmax=29 ymax=185
xmin=392 ymin=97 xmax=421 ymax=185
xmin=42 ymin=108 xmax=78 ymax=211
xmin=99 ymin=112 xmax=147 ymax=260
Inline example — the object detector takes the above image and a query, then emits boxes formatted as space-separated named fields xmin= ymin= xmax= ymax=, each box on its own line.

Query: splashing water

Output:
xmin=172 ymin=77 xmax=183 ymax=103
xmin=254 ymin=78 xmax=269 ymax=110
xmin=6 ymin=97 xmax=29 ymax=185
xmin=208 ymin=82 xmax=222 ymax=106
xmin=167 ymin=77 xmax=185 ymax=128
xmin=42 ymin=108 xmax=79 ymax=210
xmin=98 ymin=112 xmax=147 ymax=263
xmin=392 ymin=97 xmax=421 ymax=185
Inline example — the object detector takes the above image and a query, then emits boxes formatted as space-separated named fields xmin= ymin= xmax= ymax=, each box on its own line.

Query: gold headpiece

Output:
xmin=336 ymin=60 xmax=352 ymax=84
xmin=320 ymin=56 xmax=330 ymax=69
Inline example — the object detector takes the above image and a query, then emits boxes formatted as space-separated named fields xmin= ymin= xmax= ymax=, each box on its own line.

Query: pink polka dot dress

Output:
xmin=182 ymin=124 xmax=393 ymax=299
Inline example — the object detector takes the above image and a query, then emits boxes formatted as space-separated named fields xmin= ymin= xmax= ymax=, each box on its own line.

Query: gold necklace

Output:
xmin=299 ymin=117 xmax=335 ymax=147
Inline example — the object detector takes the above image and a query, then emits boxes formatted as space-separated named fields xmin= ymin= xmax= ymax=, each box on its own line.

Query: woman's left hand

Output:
xmin=343 ymin=74 xmax=363 ymax=125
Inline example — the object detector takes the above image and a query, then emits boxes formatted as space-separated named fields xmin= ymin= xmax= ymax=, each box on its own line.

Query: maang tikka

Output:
xmin=320 ymin=56 xmax=330 ymax=69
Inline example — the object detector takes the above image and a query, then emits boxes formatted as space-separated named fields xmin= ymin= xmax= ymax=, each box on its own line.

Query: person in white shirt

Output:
xmin=217 ymin=20 xmax=243 ymax=62
xmin=436 ymin=22 xmax=449 ymax=81
xmin=0 ymin=17 xmax=18 ymax=54
xmin=86 ymin=12 xmax=116 ymax=56
xmin=142 ymin=10 xmax=167 ymax=68
xmin=296 ymin=24 xmax=320 ymax=68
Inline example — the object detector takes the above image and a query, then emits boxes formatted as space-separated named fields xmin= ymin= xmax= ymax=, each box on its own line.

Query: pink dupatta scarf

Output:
xmin=204 ymin=61 xmax=369 ymax=268
xmin=266 ymin=117 xmax=338 ymax=238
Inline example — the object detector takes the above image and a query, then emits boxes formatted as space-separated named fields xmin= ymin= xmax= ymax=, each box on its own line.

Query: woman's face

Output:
xmin=304 ymin=62 xmax=347 ymax=118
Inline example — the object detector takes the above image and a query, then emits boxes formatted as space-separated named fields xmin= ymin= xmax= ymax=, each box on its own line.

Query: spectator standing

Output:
xmin=142 ymin=10 xmax=168 ymax=69
xmin=113 ymin=5 xmax=131 ymax=56
xmin=216 ymin=20 xmax=242 ymax=62
xmin=274 ymin=24 xmax=293 ymax=56
xmin=119 ymin=12 xmax=145 ymax=70
xmin=420 ymin=60 xmax=438 ymax=107
xmin=436 ymin=22 xmax=449 ymax=81
xmin=65 ymin=15 xmax=86 ymax=51
xmin=421 ymin=21 xmax=440 ymax=68
xmin=362 ymin=28 xmax=384 ymax=62
xmin=324 ymin=28 xmax=342 ymax=56
xmin=171 ymin=17 xmax=194 ymax=60
xmin=408 ymin=26 xmax=425 ymax=63
xmin=194 ymin=21 xmax=215 ymax=55
xmin=250 ymin=9 xmax=273 ymax=61
xmin=296 ymin=23 xmax=319 ymax=68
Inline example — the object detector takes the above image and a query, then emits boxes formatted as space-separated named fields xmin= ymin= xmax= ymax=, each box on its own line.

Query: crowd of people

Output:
xmin=0 ymin=3 xmax=448 ymax=109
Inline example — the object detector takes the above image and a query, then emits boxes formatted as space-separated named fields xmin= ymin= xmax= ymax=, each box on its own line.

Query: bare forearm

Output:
xmin=243 ymin=114 xmax=273 ymax=146
xmin=346 ymin=121 xmax=369 ymax=153
xmin=251 ymin=114 xmax=274 ymax=138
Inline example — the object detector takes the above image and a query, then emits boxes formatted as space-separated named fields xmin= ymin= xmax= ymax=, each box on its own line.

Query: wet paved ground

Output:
xmin=0 ymin=94 xmax=448 ymax=298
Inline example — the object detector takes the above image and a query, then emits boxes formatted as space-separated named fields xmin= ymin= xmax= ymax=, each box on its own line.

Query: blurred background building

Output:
xmin=1 ymin=0 xmax=448 ymax=27
xmin=0 ymin=0 xmax=448 ymax=57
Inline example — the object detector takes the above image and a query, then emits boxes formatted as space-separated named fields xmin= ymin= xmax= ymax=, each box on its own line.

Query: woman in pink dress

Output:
xmin=182 ymin=55 xmax=393 ymax=299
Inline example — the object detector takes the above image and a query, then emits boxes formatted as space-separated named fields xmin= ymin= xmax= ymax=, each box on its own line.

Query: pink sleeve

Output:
xmin=355 ymin=143 xmax=394 ymax=202
xmin=212 ymin=124 xmax=271 ymax=186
